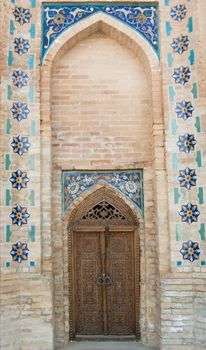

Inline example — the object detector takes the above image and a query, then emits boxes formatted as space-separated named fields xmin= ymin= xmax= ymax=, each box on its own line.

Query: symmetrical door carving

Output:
xmin=70 ymin=189 xmax=139 ymax=337
xmin=75 ymin=229 xmax=135 ymax=335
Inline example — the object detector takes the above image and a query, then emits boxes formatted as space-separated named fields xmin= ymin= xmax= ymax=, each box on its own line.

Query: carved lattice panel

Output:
xmin=82 ymin=201 xmax=126 ymax=222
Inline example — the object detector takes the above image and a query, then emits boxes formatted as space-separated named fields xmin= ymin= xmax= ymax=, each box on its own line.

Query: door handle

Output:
xmin=105 ymin=273 xmax=111 ymax=286
xmin=97 ymin=273 xmax=104 ymax=286
xmin=97 ymin=273 xmax=111 ymax=286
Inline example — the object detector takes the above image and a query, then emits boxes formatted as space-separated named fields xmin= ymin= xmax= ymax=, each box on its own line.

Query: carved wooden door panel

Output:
xmin=106 ymin=231 xmax=135 ymax=335
xmin=75 ymin=230 xmax=135 ymax=336
xmin=75 ymin=232 xmax=103 ymax=334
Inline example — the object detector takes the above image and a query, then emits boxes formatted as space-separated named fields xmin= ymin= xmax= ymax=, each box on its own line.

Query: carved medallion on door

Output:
xmin=69 ymin=188 xmax=140 ymax=339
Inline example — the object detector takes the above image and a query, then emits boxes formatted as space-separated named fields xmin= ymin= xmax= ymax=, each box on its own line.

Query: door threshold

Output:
xmin=75 ymin=335 xmax=136 ymax=342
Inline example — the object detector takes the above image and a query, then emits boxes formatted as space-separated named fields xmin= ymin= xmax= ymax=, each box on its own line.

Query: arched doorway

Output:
xmin=68 ymin=187 xmax=140 ymax=340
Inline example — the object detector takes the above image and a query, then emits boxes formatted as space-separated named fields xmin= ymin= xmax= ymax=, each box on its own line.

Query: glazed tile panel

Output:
xmin=41 ymin=3 xmax=159 ymax=62
xmin=63 ymin=170 xmax=143 ymax=215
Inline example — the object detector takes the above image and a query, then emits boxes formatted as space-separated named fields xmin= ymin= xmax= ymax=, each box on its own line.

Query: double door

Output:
xmin=74 ymin=229 xmax=135 ymax=336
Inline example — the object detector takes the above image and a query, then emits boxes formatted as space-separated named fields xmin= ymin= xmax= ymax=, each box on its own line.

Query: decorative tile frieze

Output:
xmin=10 ymin=102 xmax=30 ymax=121
xmin=10 ymin=169 xmax=30 ymax=191
xmin=13 ymin=37 xmax=30 ymax=56
xmin=11 ymin=135 xmax=31 ymax=156
xmin=42 ymin=4 xmax=159 ymax=62
xmin=175 ymin=100 xmax=194 ymax=120
xmin=13 ymin=7 xmax=32 ymax=26
xmin=63 ymin=170 xmax=143 ymax=214
xmin=171 ymin=34 xmax=189 ymax=54
xmin=179 ymin=203 xmax=200 ymax=224
xmin=10 ymin=205 xmax=30 ymax=226
xmin=180 ymin=240 xmax=200 ymax=262
xmin=176 ymin=133 xmax=196 ymax=154
xmin=177 ymin=168 xmax=197 ymax=190
xmin=170 ymin=4 xmax=187 ymax=22
xmin=12 ymin=70 xmax=30 ymax=88
xmin=172 ymin=66 xmax=191 ymax=85
xmin=10 ymin=241 xmax=29 ymax=263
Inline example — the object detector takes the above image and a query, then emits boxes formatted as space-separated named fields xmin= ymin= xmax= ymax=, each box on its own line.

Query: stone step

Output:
xmin=58 ymin=341 xmax=159 ymax=350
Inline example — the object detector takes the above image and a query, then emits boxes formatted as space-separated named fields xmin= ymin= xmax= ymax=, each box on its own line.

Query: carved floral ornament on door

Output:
xmin=41 ymin=3 xmax=159 ymax=62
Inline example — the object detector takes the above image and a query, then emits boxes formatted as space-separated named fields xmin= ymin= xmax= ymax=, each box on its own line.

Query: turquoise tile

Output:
xmin=30 ymin=261 xmax=36 ymax=267
xmin=176 ymin=261 xmax=182 ymax=266
xmin=29 ymin=86 xmax=35 ymax=103
xmin=198 ymin=187 xmax=204 ymax=205
xmin=166 ymin=22 xmax=172 ymax=36
xmin=5 ymin=189 xmax=11 ymax=206
xmin=30 ymin=120 xmax=36 ymax=136
xmin=29 ymin=225 xmax=36 ymax=242
xmin=164 ymin=0 xmax=170 ymax=5
xmin=168 ymin=86 xmax=176 ymax=102
xmin=191 ymin=83 xmax=198 ymax=99
xmin=201 ymin=261 xmax=206 ymax=266
xmin=172 ymin=153 xmax=178 ymax=169
xmin=171 ymin=119 xmax=178 ymax=135
xmin=176 ymin=224 xmax=181 ymax=241
xmin=8 ymin=51 xmax=14 ymax=66
xmin=199 ymin=224 xmax=205 ymax=240
xmin=27 ymin=54 xmax=35 ymax=70
xmin=7 ymin=85 xmax=13 ymax=100
xmin=195 ymin=117 xmax=201 ymax=133
xmin=5 ymin=154 xmax=11 ymax=170
xmin=29 ymin=24 xmax=36 ymax=39
xmin=9 ymin=20 xmax=15 ymax=35
xmin=6 ymin=118 xmax=12 ymax=135
xmin=188 ymin=49 xmax=195 ymax=65
xmin=28 ymin=155 xmax=35 ymax=171
xmin=5 ymin=262 xmax=11 ymax=268
xmin=196 ymin=151 xmax=202 ymax=168
xmin=29 ymin=0 xmax=36 ymax=7
xmin=167 ymin=53 xmax=173 ymax=67
xmin=174 ymin=188 xmax=181 ymax=204
xmin=5 ymin=225 xmax=11 ymax=242
xmin=29 ymin=190 xmax=35 ymax=206
xmin=187 ymin=17 xmax=193 ymax=33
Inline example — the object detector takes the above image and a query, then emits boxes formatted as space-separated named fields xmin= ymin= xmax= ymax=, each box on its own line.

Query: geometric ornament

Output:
xmin=180 ymin=240 xmax=200 ymax=262
xmin=10 ymin=241 xmax=29 ymax=263
xmin=10 ymin=169 xmax=30 ymax=191
xmin=178 ymin=203 xmax=200 ymax=224
xmin=10 ymin=205 xmax=30 ymax=226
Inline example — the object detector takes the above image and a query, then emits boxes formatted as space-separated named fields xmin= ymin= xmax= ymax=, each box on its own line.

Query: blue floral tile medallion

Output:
xmin=171 ymin=34 xmax=189 ymax=54
xmin=175 ymin=100 xmax=194 ymax=120
xmin=13 ymin=7 xmax=32 ymax=25
xmin=12 ymin=70 xmax=30 ymax=88
xmin=172 ymin=66 xmax=191 ymax=85
xmin=176 ymin=133 xmax=196 ymax=154
xmin=10 ymin=241 xmax=29 ymax=263
xmin=11 ymin=135 xmax=31 ymax=156
xmin=10 ymin=170 xmax=30 ymax=191
xmin=41 ymin=4 xmax=159 ymax=62
xmin=13 ymin=37 xmax=30 ymax=56
xmin=63 ymin=170 xmax=144 ymax=214
xmin=180 ymin=240 xmax=200 ymax=262
xmin=179 ymin=203 xmax=200 ymax=224
xmin=177 ymin=168 xmax=197 ymax=190
xmin=170 ymin=4 xmax=187 ymax=22
xmin=10 ymin=205 xmax=30 ymax=226
xmin=10 ymin=102 xmax=30 ymax=121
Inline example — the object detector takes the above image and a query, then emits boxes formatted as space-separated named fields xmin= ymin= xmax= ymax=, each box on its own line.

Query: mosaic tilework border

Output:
xmin=41 ymin=3 xmax=159 ymax=62
xmin=62 ymin=170 xmax=144 ymax=215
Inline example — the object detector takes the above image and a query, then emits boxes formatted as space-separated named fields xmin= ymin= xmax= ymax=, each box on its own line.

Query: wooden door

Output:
xmin=74 ymin=230 xmax=135 ymax=336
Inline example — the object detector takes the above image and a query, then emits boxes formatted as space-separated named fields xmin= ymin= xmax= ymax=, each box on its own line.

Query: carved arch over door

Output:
xmin=67 ymin=186 xmax=140 ymax=339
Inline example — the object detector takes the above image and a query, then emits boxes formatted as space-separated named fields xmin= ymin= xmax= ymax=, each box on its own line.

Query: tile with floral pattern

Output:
xmin=10 ymin=205 xmax=30 ymax=226
xmin=179 ymin=203 xmax=200 ymax=224
xmin=171 ymin=34 xmax=189 ymax=54
xmin=175 ymin=100 xmax=194 ymax=120
xmin=172 ymin=66 xmax=191 ymax=85
xmin=10 ymin=241 xmax=29 ymax=263
xmin=13 ymin=7 xmax=32 ymax=25
xmin=176 ymin=133 xmax=196 ymax=154
xmin=10 ymin=102 xmax=30 ymax=121
xmin=10 ymin=169 xmax=30 ymax=191
xmin=170 ymin=4 xmax=187 ymax=22
xmin=14 ymin=37 xmax=30 ymax=56
xmin=177 ymin=168 xmax=197 ymax=190
xmin=180 ymin=240 xmax=200 ymax=262
xmin=11 ymin=135 xmax=31 ymax=156
xmin=12 ymin=70 xmax=30 ymax=88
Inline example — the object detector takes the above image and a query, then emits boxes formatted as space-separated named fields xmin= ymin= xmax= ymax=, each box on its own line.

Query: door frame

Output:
xmin=72 ymin=226 xmax=138 ymax=337
xmin=66 ymin=184 xmax=142 ymax=341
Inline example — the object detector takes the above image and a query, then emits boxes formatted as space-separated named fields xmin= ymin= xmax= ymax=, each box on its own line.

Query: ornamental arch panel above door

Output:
xmin=68 ymin=186 xmax=140 ymax=339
